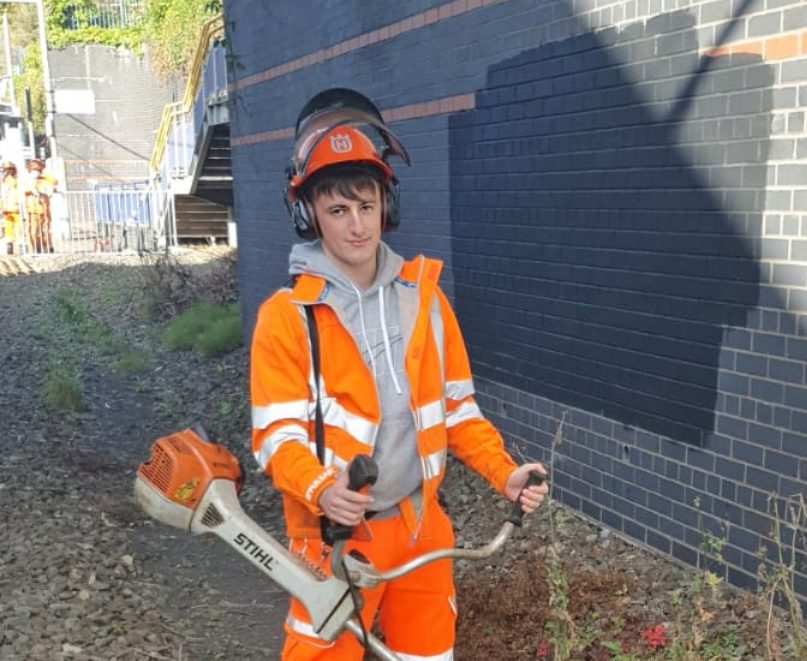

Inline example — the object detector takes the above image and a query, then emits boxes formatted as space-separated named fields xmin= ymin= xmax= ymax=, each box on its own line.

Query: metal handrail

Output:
xmin=149 ymin=14 xmax=225 ymax=173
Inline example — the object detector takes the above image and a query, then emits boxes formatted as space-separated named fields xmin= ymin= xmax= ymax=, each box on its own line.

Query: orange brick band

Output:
xmin=230 ymin=93 xmax=476 ymax=148
xmin=703 ymin=28 xmax=807 ymax=61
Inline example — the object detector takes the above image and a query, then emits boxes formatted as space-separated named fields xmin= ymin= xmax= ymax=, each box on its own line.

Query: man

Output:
xmin=24 ymin=158 xmax=53 ymax=253
xmin=1 ymin=161 xmax=20 ymax=255
xmin=250 ymin=89 xmax=548 ymax=660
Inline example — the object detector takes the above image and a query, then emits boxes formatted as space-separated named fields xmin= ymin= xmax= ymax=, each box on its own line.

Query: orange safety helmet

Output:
xmin=285 ymin=88 xmax=410 ymax=240
xmin=287 ymin=124 xmax=393 ymax=193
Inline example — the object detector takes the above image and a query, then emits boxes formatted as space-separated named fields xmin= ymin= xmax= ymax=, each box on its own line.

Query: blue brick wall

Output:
xmin=226 ymin=0 xmax=807 ymax=611
xmin=449 ymin=24 xmax=767 ymax=446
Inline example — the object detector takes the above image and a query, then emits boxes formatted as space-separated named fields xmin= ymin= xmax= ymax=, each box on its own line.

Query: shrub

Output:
xmin=139 ymin=250 xmax=238 ymax=321
xmin=165 ymin=300 xmax=241 ymax=357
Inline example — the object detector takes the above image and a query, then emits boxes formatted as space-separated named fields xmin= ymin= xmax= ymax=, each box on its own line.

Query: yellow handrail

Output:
xmin=149 ymin=14 xmax=225 ymax=174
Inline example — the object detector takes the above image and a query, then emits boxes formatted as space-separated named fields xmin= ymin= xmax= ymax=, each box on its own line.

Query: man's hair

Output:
xmin=300 ymin=163 xmax=384 ymax=205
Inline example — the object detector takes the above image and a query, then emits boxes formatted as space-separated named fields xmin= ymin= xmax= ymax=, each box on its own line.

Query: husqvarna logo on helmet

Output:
xmin=330 ymin=134 xmax=353 ymax=153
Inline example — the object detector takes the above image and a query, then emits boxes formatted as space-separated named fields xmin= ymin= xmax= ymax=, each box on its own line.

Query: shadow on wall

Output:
xmin=449 ymin=10 xmax=772 ymax=446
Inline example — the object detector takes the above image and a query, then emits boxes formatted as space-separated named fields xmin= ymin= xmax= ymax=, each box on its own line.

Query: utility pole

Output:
xmin=33 ymin=0 xmax=54 ymax=160
xmin=2 ymin=12 xmax=15 ymax=108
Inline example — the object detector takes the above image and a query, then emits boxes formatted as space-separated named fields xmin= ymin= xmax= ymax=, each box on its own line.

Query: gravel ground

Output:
xmin=0 ymin=250 xmax=800 ymax=660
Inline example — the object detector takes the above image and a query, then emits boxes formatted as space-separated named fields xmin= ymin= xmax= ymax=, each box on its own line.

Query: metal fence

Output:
xmin=3 ymin=187 xmax=174 ymax=256
xmin=63 ymin=0 xmax=144 ymax=30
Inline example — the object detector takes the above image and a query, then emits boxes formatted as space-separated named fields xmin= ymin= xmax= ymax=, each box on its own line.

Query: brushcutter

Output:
xmin=134 ymin=427 xmax=544 ymax=661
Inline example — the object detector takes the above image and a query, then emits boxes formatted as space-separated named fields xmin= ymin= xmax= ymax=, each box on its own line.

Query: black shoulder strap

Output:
xmin=305 ymin=304 xmax=336 ymax=544
xmin=304 ymin=304 xmax=325 ymax=466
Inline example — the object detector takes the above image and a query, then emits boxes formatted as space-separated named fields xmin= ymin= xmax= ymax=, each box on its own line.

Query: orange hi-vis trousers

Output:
xmin=282 ymin=497 xmax=457 ymax=660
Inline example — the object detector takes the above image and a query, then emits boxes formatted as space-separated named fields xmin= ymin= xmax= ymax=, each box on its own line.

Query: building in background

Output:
xmin=225 ymin=0 xmax=807 ymax=612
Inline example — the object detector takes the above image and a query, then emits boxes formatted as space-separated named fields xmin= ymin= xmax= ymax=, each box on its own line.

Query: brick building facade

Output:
xmin=224 ymin=0 xmax=807 ymax=608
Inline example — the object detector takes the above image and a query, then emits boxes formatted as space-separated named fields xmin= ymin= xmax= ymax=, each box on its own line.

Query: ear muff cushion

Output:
xmin=292 ymin=198 xmax=318 ymax=240
xmin=383 ymin=177 xmax=401 ymax=232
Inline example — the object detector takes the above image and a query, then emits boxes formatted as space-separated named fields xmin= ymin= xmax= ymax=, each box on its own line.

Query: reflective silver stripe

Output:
xmin=254 ymin=424 xmax=307 ymax=470
xmin=446 ymin=400 xmax=482 ymax=428
xmin=445 ymin=379 xmax=474 ymax=401
xmin=391 ymin=648 xmax=454 ymax=660
xmin=285 ymin=615 xmax=334 ymax=647
xmin=421 ymin=449 xmax=446 ymax=481
xmin=251 ymin=400 xmax=308 ymax=430
xmin=416 ymin=399 xmax=445 ymax=431
xmin=318 ymin=396 xmax=378 ymax=447
xmin=305 ymin=444 xmax=349 ymax=472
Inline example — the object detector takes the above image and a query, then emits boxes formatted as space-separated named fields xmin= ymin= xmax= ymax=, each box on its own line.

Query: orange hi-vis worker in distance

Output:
xmin=250 ymin=88 xmax=550 ymax=660
xmin=1 ymin=161 xmax=20 ymax=255
xmin=24 ymin=158 xmax=55 ymax=254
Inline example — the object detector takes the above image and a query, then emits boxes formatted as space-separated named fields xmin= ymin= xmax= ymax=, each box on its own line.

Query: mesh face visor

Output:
xmin=291 ymin=107 xmax=411 ymax=181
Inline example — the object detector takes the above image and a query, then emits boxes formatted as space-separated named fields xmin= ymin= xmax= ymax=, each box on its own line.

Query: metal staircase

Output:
xmin=149 ymin=15 xmax=232 ymax=246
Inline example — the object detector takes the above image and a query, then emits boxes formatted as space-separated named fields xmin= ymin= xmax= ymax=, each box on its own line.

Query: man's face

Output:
xmin=311 ymin=182 xmax=383 ymax=287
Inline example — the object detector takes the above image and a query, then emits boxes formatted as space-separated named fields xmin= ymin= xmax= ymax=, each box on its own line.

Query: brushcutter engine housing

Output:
xmin=134 ymin=427 xmax=243 ymax=531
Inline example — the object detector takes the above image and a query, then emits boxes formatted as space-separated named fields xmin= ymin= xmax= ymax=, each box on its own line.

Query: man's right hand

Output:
xmin=318 ymin=469 xmax=374 ymax=527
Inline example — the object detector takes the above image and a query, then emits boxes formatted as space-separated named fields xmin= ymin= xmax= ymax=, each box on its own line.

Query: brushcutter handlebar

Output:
xmin=340 ymin=469 xmax=548 ymax=589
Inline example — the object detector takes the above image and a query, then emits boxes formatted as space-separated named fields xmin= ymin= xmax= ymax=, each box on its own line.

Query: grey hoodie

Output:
xmin=289 ymin=240 xmax=421 ymax=513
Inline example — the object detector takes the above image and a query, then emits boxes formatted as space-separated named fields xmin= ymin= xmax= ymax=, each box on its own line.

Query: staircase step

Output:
xmin=175 ymin=195 xmax=229 ymax=242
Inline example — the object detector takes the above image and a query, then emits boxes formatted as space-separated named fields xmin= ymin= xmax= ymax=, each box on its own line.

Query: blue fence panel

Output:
xmin=93 ymin=184 xmax=152 ymax=225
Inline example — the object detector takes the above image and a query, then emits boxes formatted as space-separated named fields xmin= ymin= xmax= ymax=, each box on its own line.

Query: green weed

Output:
xmin=44 ymin=359 xmax=84 ymax=411
xmin=165 ymin=300 xmax=241 ymax=357
xmin=52 ymin=288 xmax=90 ymax=326
xmin=115 ymin=350 xmax=150 ymax=374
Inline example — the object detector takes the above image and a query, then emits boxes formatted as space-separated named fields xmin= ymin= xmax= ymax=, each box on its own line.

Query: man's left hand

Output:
xmin=504 ymin=463 xmax=549 ymax=515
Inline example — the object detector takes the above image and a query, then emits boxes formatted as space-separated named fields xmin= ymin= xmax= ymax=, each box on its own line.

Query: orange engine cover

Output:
xmin=136 ymin=428 xmax=243 ymax=510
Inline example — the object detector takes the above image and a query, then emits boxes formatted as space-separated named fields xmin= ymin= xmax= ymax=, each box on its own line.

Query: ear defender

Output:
xmin=284 ymin=191 xmax=318 ymax=241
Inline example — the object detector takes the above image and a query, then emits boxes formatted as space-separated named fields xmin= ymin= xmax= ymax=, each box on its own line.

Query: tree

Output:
xmin=142 ymin=0 xmax=221 ymax=78
xmin=3 ymin=6 xmax=45 ymax=134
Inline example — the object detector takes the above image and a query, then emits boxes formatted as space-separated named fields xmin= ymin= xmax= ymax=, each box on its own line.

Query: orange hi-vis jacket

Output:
xmin=251 ymin=255 xmax=518 ymax=540
xmin=2 ymin=173 xmax=19 ymax=214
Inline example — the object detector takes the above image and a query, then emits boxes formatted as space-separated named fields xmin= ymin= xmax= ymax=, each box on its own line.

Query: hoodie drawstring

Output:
xmin=350 ymin=281 xmax=378 ymax=379
xmin=379 ymin=285 xmax=403 ymax=394
xmin=349 ymin=282 xmax=403 ymax=395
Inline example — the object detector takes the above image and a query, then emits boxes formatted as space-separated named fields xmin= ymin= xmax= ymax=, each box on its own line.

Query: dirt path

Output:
xmin=0 ymin=253 xmax=286 ymax=660
xmin=0 ymin=251 xmax=798 ymax=661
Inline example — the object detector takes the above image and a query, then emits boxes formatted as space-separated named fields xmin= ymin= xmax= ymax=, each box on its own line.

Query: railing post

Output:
xmin=170 ymin=191 xmax=178 ymax=250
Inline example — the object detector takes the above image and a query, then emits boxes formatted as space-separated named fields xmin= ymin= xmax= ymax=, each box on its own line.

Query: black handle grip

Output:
xmin=347 ymin=454 xmax=379 ymax=491
xmin=506 ymin=470 xmax=547 ymax=527
xmin=324 ymin=455 xmax=379 ymax=545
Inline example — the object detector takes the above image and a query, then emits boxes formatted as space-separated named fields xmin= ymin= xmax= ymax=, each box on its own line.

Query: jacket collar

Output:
xmin=290 ymin=256 xmax=443 ymax=304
